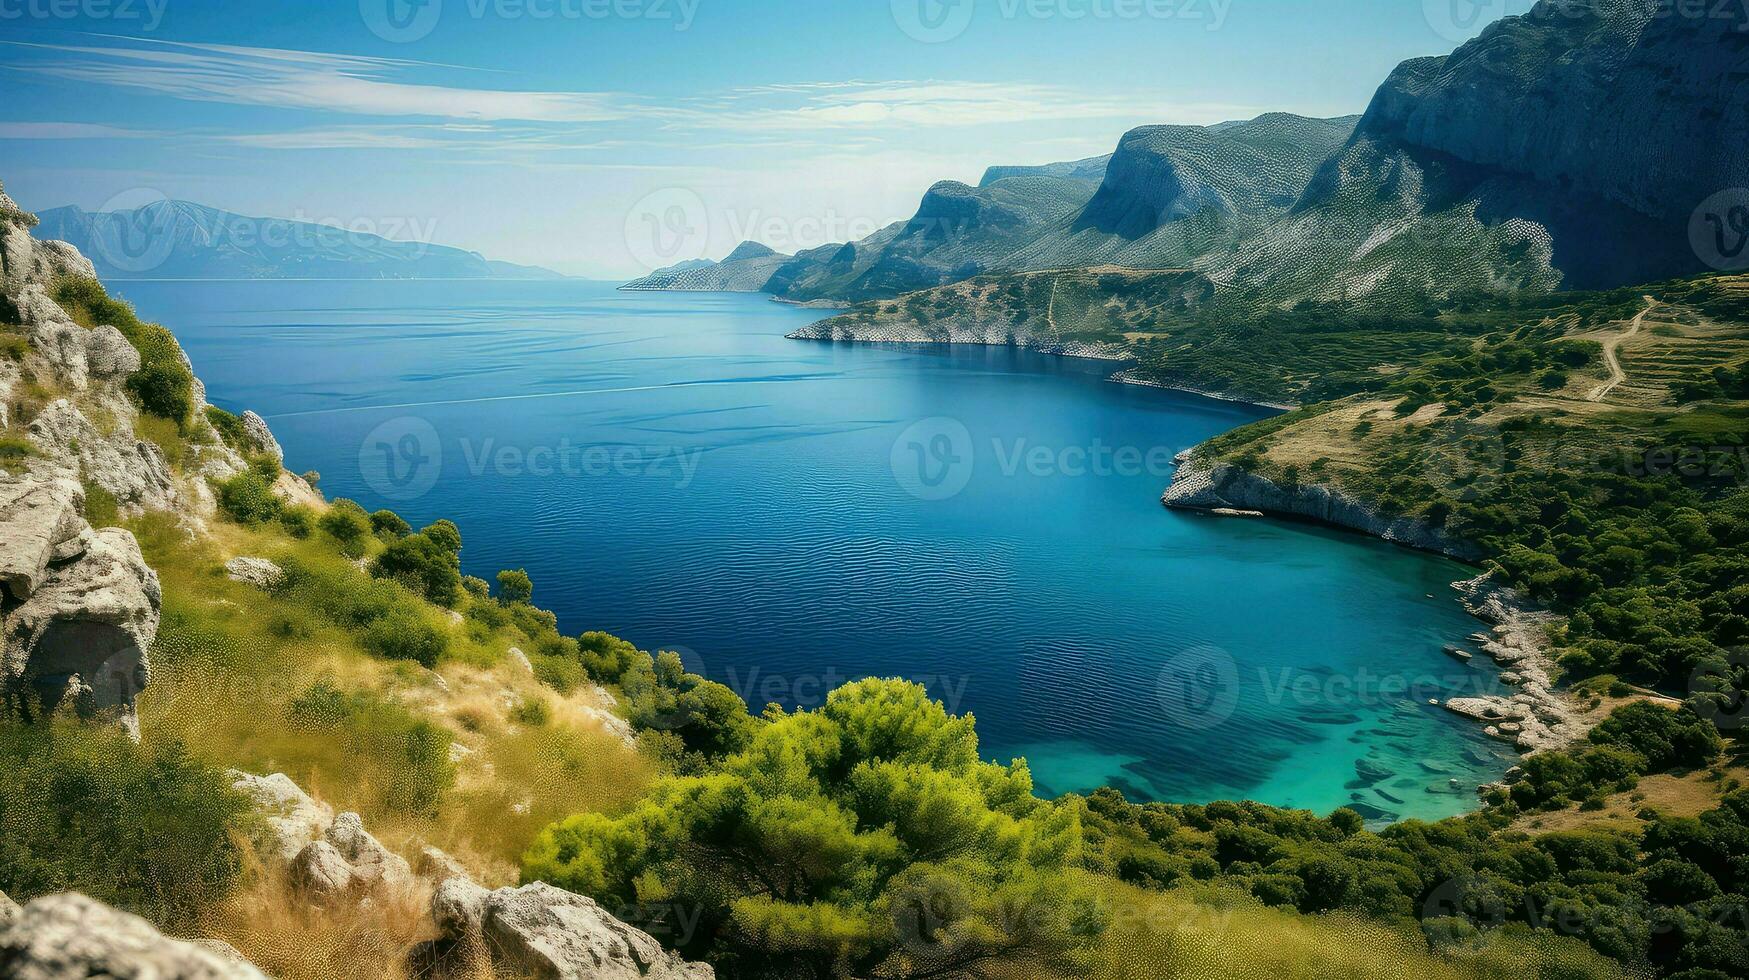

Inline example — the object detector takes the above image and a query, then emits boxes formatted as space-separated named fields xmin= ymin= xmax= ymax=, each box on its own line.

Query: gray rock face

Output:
xmin=0 ymin=891 xmax=17 ymax=929
xmin=3 ymin=524 xmax=160 ymax=736
xmin=1161 ymin=455 xmax=1480 ymax=560
xmin=223 ymin=557 xmax=283 ymax=589
xmin=28 ymin=399 xmax=181 ymax=514
xmin=83 ymin=324 xmax=140 ymax=379
xmin=0 ymin=477 xmax=87 ymax=600
xmin=291 ymin=839 xmax=355 ymax=898
xmin=239 ymin=411 xmax=282 ymax=462
xmin=228 ymin=770 xmax=334 ymax=862
xmin=0 ymin=892 xmax=268 ymax=979
xmin=322 ymin=811 xmax=413 ymax=894
xmin=428 ymin=881 xmax=713 ymax=980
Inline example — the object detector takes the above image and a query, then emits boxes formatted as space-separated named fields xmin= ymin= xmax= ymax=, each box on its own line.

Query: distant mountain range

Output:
xmin=33 ymin=200 xmax=565 ymax=280
xmin=627 ymin=0 xmax=1749 ymax=311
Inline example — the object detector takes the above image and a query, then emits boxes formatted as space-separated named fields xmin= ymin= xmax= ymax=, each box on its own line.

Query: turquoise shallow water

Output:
xmin=117 ymin=278 xmax=1517 ymax=821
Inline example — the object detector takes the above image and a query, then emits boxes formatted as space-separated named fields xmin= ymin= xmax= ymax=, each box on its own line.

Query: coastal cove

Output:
xmin=117 ymin=278 xmax=1520 ymax=822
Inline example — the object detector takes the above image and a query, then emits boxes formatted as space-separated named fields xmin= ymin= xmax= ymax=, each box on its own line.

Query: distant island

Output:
xmin=32 ymin=199 xmax=566 ymax=281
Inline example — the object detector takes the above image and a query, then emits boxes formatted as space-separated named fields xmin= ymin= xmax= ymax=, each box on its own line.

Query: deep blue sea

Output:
xmin=117 ymin=278 xmax=1517 ymax=821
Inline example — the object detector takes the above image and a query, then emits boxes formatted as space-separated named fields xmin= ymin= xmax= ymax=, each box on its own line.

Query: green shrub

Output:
xmin=204 ymin=406 xmax=248 ymax=450
xmin=369 ymin=509 xmax=411 ymax=539
xmin=370 ymin=529 xmax=461 ymax=606
xmin=511 ymin=697 xmax=552 ymax=727
xmin=360 ymin=610 xmax=447 ymax=668
xmin=0 ymin=332 xmax=27 ymax=361
xmin=0 ymin=435 xmax=36 ymax=462
xmin=529 ymin=651 xmax=584 ymax=694
xmin=461 ymin=575 xmax=491 ymax=599
xmin=52 ymin=277 xmax=193 ymax=425
xmin=319 ymin=503 xmax=371 ymax=544
xmin=0 ymin=713 xmax=246 ymax=924
xmin=81 ymin=483 xmax=119 ymax=528
xmin=278 ymin=504 xmax=315 ymax=538
xmin=524 ymin=679 xmax=1102 ymax=977
xmin=496 ymin=568 xmax=533 ymax=605
xmin=216 ymin=470 xmax=280 ymax=524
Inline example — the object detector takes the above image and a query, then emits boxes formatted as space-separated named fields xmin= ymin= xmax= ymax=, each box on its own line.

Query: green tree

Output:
xmin=523 ymin=679 xmax=1105 ymax=978
xmin=497 ymin=568 xmax=534 ymax=606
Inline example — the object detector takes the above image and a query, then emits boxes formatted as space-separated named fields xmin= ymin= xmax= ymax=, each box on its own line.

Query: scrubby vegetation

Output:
xmin=524 ymin=678 xmax=1104 ymax=979
xmin=52 ymin=276 xmax=194 ymax=426
xmin=0 ymin=712 xmax=246 ymax=925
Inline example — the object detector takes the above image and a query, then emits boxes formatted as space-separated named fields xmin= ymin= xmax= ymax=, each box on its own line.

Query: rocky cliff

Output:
xmin=1208 ymin=0 xmax=1749 ymax=306
xmin=1160 ymin=453 xmax=1481 ymax=560
xmin=0 ymin=182 xmax=255 ymax=734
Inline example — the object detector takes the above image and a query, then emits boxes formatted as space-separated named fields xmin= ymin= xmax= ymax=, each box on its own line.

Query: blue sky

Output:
xmin=0 ymin=0 xmax=1523 ymax=277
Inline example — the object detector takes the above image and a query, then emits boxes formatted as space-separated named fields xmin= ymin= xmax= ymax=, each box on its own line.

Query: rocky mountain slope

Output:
xmin=33 ymin=200 xmax=563 ymax=281
xmin=0 ymin=182 xmax=710 ymax=978
xmin=619 ymin=239 xmax=796 ymax=292
xmin=1205 ymin=0 xmax=1749 ymax=308
xmin=624 ymin=114 xmax=1353 ymax=304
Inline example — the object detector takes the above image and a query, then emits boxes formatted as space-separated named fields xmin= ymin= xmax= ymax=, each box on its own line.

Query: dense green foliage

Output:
xmin=52 ymin=277 xmax=194 ymax=425
xmin=524 ymin=679 xmax=1103 ymax=979
xmin=369 ymin=520 xmax=463 ymax=606
xmin=0 ymin=712 xmax=246 ymax=923
xmin=496 ymin=567 xmax=533 ymax=605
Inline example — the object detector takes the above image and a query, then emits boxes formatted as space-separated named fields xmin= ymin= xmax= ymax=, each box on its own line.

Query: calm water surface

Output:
xmin=118 ymin=279 xmax=1516 ymax=821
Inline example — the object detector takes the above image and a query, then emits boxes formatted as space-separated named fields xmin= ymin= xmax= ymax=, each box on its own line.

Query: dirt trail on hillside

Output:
xmin=1587 ymin=296 xmax=1655 ymax=402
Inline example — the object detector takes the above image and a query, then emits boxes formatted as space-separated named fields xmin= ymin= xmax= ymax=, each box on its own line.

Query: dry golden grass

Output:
xmin=991 ymin=884 xmax=1636 ymax=980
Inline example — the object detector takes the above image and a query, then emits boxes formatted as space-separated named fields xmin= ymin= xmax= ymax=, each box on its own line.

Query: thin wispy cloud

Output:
xmin=0 ymin=121 xmax=155 ymax=139
xmin=1 ymin=36 xmax=632 ymax=122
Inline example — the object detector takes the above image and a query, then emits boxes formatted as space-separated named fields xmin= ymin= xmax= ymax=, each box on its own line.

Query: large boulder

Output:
xmin=322 ymin=811 xmax=413 ymax=894
xmin=290 ymin=840 xmax=355 ymax=898
xmin=228 ymin=770 xmax=334 ymax=862
xmin=0 ymin=890 xmax=17 ymax=929
xmin=0 ymin=477 xmax=87 ymax=600
xmin=83 ymin=323 xmax=140 ymax=379
xmin=0 ymin=892 xmax=267 ymax=979
xmin=240 ymin=410 xmax=282 ymax=463
xmin=429 ymin=881 xmax=713 ymax=980
xmin=3 ymin=525 xmax=159 ymax=736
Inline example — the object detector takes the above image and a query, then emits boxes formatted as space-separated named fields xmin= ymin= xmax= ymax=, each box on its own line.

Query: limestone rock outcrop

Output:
xmin=1161 ymin=454 xmax=1481 ymax=560
xmin=0 ymin=892 xmax=268 ymax=979
xmin=422 ymin=880 xmax=714 ymax=980
xmin=223 ymin=556 xmax=283 ymax=589
xmin=2 ymin=500 xmax=160 ymax=736
xmin=228 ymin=770 xmax=334 ymax=862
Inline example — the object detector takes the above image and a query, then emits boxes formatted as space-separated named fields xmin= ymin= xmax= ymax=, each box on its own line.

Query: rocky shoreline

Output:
xmin=1162 ymin=451 xmax=1585 ymax=772
xmin=784 ymin=317 xmax=1132 ymax=362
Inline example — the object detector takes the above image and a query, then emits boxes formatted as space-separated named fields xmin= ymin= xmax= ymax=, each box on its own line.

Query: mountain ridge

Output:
xmin=33 ymin=200 xmax=566 ymax=281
